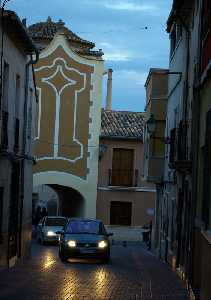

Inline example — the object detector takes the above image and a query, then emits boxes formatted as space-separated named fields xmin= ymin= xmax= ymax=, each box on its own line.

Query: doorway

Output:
xmin=110 ymin=201 xmax=132 ymax=226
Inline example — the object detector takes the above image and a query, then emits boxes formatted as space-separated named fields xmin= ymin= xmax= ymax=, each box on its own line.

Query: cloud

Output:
xmin=84 ymin=0 xmax=160 ymax=14
xmin=100 ymin=42 xmax=131 ymax=61
xmin=114 ymin=70 xmax=148 ymax=86
xmin=103 ymin=1 xmax=158 ymax=12
xmin=100 ymin=41 xmax=150 ymax=62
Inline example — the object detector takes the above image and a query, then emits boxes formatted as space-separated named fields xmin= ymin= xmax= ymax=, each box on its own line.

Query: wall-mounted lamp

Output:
xmin=146 ymin=114 xmax=156 ymax=134
xmin=99 ymin=144 xmax=108 ymax=160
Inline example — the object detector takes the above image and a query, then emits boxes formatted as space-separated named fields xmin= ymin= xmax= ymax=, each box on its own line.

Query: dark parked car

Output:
xmin=57 ymin=218 xmax=113 ymax=263
xmin=36 ymin=216 xmax=67 ymax=244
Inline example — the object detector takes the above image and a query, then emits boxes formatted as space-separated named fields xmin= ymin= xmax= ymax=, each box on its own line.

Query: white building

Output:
xmin=0 ymin=10 xmax=38 ymax=268
xmin=160 ymin=0 xmax=202 ymax=280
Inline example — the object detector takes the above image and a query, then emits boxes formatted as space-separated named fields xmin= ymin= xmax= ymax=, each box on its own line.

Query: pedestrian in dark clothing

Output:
xmin=41 ymin=207 xmax=48 ymax=218
xmin=34 ymin=206 xmax=42 ymax=228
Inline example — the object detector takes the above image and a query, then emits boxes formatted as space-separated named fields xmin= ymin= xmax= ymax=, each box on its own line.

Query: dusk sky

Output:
xmin=7 ymin=0 xmax=172 ymax=112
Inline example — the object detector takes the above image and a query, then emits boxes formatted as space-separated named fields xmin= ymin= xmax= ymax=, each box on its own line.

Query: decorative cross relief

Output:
xmin=35 ymin=57 xmax=86 ymax=163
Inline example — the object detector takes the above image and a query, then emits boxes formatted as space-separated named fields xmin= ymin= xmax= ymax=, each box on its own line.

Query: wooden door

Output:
xmin=8 ymin=162 xmax=20 ymax=262
xmin=110 ymin=201 xmax=132 ymax=226
xmin=0 ymin=187 xmax=3 ymax=243
xmin=111 ymin=148 xmax=134 ymax=186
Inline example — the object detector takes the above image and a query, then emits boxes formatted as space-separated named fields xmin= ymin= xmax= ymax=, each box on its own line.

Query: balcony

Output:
xmin=108 ymin=169 xmax=138 ymax=187
xmin=169 ymin=121 xmax=192 ymax=173
xmin=1 ymin=110 xmax=8 ymax=150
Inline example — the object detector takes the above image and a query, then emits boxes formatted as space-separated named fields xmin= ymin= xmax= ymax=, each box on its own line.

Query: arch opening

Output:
xmin=32 ymin=184 xmax=85 ymax=218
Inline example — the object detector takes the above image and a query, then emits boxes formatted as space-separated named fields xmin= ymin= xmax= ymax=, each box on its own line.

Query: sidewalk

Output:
xmin=105 ymin=225 xmax=145 ymax=242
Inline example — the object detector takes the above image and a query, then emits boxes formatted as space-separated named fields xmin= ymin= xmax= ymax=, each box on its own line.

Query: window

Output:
xmin=45 ymin=217 xmax=67 ymax=227
xmin=1 ymin=62 xmax=9 ymax=149
xmin=27 ymin=89 xmax=33 ymax=140
xmin=170 ymin=22 xmax=182 ymax=58
xmin=169 ymin=128 xmax=176 ymax=164
xmin=15 ymin=75 xmax=20 ymax=118
xmin=176 ymin=23 xmax=182 ymax=43
xmin=14 ymin=75 xmax=20 ymax=152
xmin=2 ymin=62 xmax=9 ymax=111
xmin=170 ymin=25 xmax=176 ymax=57
xmin=66 ymin=220 xmax=101 ymax=234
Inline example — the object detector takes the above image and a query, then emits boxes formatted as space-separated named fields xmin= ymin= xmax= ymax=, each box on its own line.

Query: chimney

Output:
xmin=105 ymin=68 xmax=113 ymax=110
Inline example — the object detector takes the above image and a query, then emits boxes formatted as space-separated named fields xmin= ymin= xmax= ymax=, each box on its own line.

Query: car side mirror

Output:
xmin=107 ymin=232 xmax=113 ymax=237
xmin=56 ymin=230 xmax=64 ymax=235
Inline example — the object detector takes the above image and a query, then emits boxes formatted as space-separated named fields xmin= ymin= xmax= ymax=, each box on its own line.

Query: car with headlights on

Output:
xmin=36 ymin=216 xmax=67 ymax=244
xmin=57 ymin=218 xmax=113 ymax=263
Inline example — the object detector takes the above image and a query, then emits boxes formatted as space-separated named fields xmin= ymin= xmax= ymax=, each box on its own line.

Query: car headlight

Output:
xmin=98 ymin=240 xmax=107 ymax=248
xmin=47 ymin=231 xmax=56 ymax=237
xmin=67 ymin=240 xmax=76 ymax=248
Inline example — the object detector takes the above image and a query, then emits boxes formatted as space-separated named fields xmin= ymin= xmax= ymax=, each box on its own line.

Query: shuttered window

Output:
xmin=111 ymin=148 xmax=134 ymax=186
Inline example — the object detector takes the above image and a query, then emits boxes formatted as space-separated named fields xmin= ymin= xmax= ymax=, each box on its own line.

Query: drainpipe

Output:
xmin=18 ymin=50 xmax=39 ymax=257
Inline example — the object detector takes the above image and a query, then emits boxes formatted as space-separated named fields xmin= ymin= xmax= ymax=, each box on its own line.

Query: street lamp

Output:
xmin=146 ymin=114 xmax=156 ymax=135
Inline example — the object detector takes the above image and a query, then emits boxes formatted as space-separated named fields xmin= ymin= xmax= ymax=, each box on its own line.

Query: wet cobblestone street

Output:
xmin=0 ymin=241 xmax=189 ymax=300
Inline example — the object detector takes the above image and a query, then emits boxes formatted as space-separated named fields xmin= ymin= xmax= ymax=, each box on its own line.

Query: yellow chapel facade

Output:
xmin=29 ymin=18 xmax=104 ymax=218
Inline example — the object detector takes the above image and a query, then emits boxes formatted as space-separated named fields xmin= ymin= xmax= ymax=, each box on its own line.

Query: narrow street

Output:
xmin=0 ymin=241 xmax=189 ymax=300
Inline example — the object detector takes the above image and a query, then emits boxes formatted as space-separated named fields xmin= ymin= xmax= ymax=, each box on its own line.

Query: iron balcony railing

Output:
xmin=169 ymin=121 xmax=191 ymax=171
xmin=108 ymin=169 xmax=138 ymax=187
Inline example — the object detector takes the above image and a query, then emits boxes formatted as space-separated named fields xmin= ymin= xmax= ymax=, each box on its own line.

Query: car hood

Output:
xmin=64 ymin=233 xmax=107 ymax=243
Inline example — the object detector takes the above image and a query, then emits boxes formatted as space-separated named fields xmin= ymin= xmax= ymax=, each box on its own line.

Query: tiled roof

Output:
xmin=28 ymin=17 xmax=95 ymax=48
xmin=2 ymin=10 xmax=37 ymax=55
xmin=101 ymin=109 xmax=145 ymax=140
xmin=76 ymin=48 xmax=104 ymax=57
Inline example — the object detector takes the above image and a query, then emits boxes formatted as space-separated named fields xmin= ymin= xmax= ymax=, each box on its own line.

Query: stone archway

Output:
xmin=33 ymin=171 xmax=97 ymax=218
xmin=33 ymin=185 xmax=59 ymax=217
xmin=33 ymin=184 xmax=85 ymax=218
xmin=49 ymin=185 xmax=85 ymax=218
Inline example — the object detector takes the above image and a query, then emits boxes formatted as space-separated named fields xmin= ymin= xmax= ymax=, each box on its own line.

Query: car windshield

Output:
xmin=66 ymin=220 xmax=101 ymax=234
xmin=45 ymin=218 xmax=66 ymax=227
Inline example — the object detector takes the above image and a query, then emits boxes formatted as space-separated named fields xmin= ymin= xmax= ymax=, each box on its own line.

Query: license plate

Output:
xmin=80 ymin=249 xmax=95 ymax=254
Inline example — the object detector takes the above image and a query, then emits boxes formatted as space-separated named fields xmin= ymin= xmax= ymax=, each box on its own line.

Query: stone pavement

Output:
xmin=0 ymin=241 xmax=189 ymax=300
